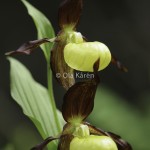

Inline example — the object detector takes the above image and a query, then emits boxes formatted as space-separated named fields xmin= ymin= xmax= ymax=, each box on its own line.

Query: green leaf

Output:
xmin=8 ymin=57 xmax=64 ymax=149
xmin=21 ymin=0 xmax=55 ymax=61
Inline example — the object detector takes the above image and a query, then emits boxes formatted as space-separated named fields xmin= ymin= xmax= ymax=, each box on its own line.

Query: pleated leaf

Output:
xmin=22 ymin=0 xmax=55 ymax=61
xmin=8 ymin=57 xmax=63 ymax=149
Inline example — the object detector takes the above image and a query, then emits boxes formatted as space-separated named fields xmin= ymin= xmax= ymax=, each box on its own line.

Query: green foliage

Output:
xmin=8 ymin=57 xmax=63 ymax=149
xmin=88 ymin=86 xmax=150 ymax=150
xmin=6 ymin=1 xmax=65 ymax=149
xmin=22 ymin=0 xmax=55 ymax=61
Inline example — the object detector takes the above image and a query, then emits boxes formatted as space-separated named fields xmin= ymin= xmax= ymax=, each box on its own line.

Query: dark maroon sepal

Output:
xmin=58 ymin=134 xmax=74 ymax=150
xmin=5 ymin=38 xmax=51 ymax=56
xmin=58 ymin=0 xmax=83 ymax=29
xmin=62 ymin=59 xmax=100 ymax=123
xmin=50 ymin=34 xmax=75 ymax=90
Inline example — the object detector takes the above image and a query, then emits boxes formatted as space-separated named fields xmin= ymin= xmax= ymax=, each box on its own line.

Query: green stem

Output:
xmin=47 ymin=61 xmax=61 ymax=132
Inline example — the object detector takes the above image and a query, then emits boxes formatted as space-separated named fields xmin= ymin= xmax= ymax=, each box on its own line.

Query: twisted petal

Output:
xmin=31 ymin=136 xmax=59 ymax=150
xmin=85 ymin=122 xmax=132 ymax=150
xmin=62 ymin=59 xmax=100 ymax=123
xmin=111 ymin=55 xmax=128 ymax=72
xmin=58 ymin=0 xmax=83 ymax=29
xmin=5 ymin=38 xmax=52 ymax=56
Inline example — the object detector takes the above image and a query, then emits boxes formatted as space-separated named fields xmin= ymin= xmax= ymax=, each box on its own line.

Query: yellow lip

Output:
xmin=64 ymin=41 xmax=111 ymax=72
xmin=70 ymin=135 xmax=118 ymax=150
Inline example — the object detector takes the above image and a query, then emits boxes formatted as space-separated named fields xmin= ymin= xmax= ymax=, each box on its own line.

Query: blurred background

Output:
xmin=0 ymin=0 xmax=150 ymax=149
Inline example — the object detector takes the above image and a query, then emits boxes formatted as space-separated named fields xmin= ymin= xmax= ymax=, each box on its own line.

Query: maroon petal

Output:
xmin=111 ymin=55 xmax=128 ymax=72
xmin=62 ymin=59 xmax=100 ymax=123
xmin=5 ymin=38 xmax=52 ymax=56
xmin=31 ymin=136 xmax=59 ymax=150
xmin=58 ymin=0 xmax=83 ymax=29
xmin=58 ymin=134 xmax=74 ymax=150
xmin=84 ymin=122 xmax=107 ymax=136
xmin=85 ymin=122 xmax=132 ymax=150
xmin=107 ymin=132 xmax=132 ymax=150
xmin=50 ymin=33 xmax=75 ymax=90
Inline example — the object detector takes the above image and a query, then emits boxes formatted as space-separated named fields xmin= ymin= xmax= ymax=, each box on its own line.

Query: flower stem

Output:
xmin=47 ymin=62 xmax=61 ymax=132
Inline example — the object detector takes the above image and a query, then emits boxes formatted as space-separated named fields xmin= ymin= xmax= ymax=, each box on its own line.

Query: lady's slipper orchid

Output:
xmin=51 ymin=0 xmax=111 ymax=89
xmin=5 ymin=0 xmax=128 ymax=89
xmin=31 ymin=60 xmax=132 ymax=150
xmin=5 ymin=0 xmax=132 ymax=149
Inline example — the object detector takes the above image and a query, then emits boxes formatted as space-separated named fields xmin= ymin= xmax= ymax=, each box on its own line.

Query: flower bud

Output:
xmin=70 ymin=135 xmax=118 ymax=150
xmin=64 ymin=42 xmax=111 ymax=72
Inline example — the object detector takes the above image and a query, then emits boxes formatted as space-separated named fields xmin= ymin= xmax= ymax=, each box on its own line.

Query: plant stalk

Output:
xmin=47 ymin=61 xmax=61 ymax=132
